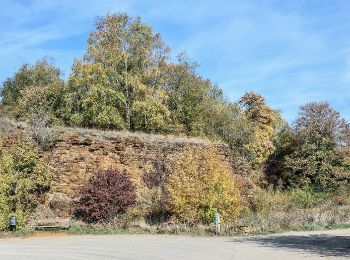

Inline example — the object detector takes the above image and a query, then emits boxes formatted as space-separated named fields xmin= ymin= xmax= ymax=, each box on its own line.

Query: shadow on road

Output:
xmin=233 ymin=234 xmax=350 ymax=257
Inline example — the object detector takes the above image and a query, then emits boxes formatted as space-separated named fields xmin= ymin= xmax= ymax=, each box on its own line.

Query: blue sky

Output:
xmin=1 ymin=0 xmax=349 ymax=121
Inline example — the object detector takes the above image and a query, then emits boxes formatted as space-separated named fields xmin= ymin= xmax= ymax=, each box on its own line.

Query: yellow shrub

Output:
xmin=167 ymin=148 xmax=240 ymax=224
xmin=0 ymin=136 xmax=52 ymax=230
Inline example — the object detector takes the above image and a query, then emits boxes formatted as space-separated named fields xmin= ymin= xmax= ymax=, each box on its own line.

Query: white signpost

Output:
xmin=215 ymin=212 xmax=221 ymax=235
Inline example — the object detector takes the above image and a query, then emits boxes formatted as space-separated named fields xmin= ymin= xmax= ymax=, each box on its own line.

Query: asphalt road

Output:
xmin=0 ymin=229 xmax=349 ymax=259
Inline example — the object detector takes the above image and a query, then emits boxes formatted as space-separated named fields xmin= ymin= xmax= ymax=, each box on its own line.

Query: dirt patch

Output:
xmin=28 ymin=231 xmax=69 ymax=238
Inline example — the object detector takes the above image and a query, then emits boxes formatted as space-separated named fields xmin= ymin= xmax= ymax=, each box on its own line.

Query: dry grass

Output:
xmin=236 ymin=188 xmax=350 ymax=234
xmin=56 ymin=126 xmax=221 ymax=145
xmin=0 ymin=116 xmax=224 ymax=147
xmin=30 ymin=125 xmax=61 ymax=151
xmin=0 ymin=116 xmax=26 ymax=135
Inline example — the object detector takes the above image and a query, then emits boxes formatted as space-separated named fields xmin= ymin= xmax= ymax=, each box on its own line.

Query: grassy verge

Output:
xmin=2 ymin=187 xmax=350 ymax=238
xmin=1 ymin=221 xmax=350 ymax=239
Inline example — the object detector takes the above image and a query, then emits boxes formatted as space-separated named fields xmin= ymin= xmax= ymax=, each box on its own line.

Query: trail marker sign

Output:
xmin=215 ymin=212 xmax=221 ymax=235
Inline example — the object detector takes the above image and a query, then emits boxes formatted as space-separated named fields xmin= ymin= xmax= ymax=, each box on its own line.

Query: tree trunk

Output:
xmin=124 ymin=55 xmax=131 ymax=130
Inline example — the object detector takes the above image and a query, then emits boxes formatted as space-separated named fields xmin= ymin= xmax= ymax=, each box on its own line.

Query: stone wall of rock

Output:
xmin=40 ymin=129 xmax=231 ymax=217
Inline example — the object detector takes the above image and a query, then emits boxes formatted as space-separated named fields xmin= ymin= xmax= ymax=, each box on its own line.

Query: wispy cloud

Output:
xmin=0 ymin=0 xmax=349 ymax=121
xmin=0 ymin=0 xmax=134 ymax=75
xmin=164 ymin=0 xmax=350 ymax=121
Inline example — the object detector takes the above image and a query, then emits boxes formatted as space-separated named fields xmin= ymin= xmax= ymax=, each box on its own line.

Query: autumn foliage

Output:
xmin=1 ymin=12 xmax=350 ymax=229
xmin=0 ymin=137 xmax=52 ymax=229
xmin=167 ymin=149 xmax=240 ymax=224
xmin=74 ymin=168 xmax=135 ymax=223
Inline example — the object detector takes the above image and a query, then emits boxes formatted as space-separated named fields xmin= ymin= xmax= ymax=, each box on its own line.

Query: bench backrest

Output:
xmin=36 ymin=218 xmax=71 ymax=228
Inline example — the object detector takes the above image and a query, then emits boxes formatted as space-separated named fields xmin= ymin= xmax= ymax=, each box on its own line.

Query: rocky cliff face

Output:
xmin=41 ymin=128 xmax=231 ymax=217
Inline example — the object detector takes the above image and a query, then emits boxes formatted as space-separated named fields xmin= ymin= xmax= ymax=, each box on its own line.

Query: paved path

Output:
xmin=0 ymin=229 xmax=349 ymax=259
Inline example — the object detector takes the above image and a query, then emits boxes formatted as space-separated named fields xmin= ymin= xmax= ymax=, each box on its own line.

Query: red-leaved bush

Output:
xmin=74 ymin=168 xmax=135 ymax=223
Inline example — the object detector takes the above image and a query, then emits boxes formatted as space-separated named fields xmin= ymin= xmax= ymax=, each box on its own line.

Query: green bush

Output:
xmin=267 ymin=102 xmax=350 ymax=192
xmin=0 ymin=59 xmax=64 ymax=122
xmin=0 ymin=136 xmax=52 ymax=230
xmin=285 ymin=188 xmax=331 ymax=209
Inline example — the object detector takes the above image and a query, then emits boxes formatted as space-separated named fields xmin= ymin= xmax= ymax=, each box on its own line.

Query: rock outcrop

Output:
xmin=1 ymin=126 xmax=232 ymax=217
xmin=40 ymin=128 xmax=231 ymax=216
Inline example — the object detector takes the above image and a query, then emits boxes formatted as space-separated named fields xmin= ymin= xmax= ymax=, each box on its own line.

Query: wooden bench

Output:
xmin=34 ymin=218 xmax=71 ymax=230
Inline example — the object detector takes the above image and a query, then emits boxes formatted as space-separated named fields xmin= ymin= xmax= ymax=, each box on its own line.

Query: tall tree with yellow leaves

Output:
xmin=64 ymin=13 xmax=171 ymax=131
xmin=239 ymin=92 xmax=279 ymax=165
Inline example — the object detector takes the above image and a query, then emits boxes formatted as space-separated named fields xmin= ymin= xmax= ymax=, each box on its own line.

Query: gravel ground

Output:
xmin=0 ymin=229 xmax=349 ymax=259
